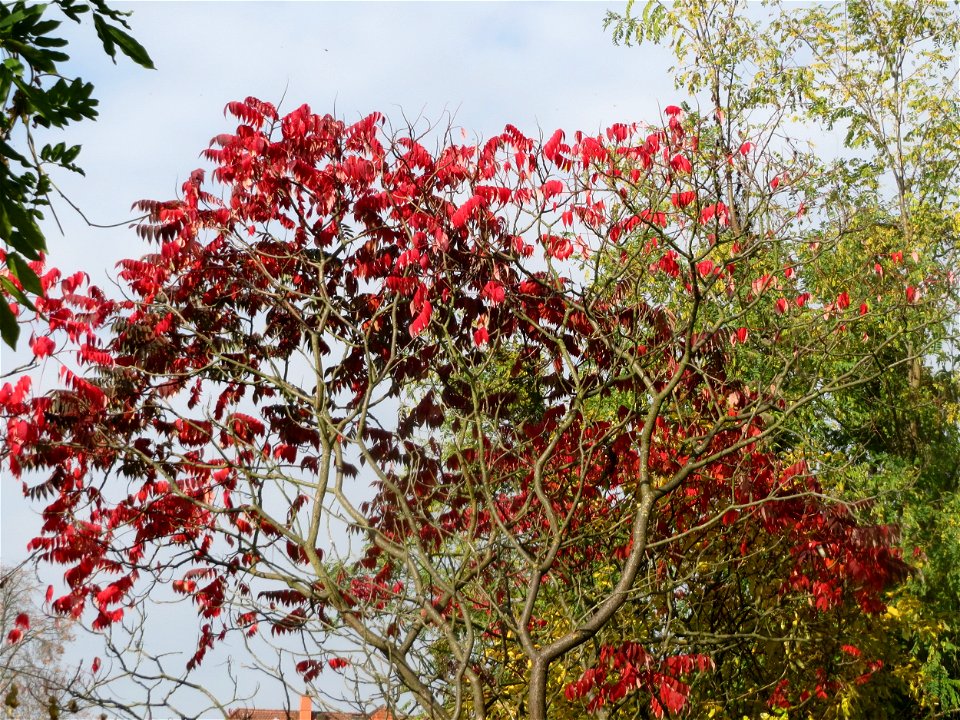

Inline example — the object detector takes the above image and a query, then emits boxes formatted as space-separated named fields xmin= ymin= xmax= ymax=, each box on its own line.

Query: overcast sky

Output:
xmin=23 ymin=0 xmax=679 ymax=289
xmin=0 ymin=2 xmax=684 ymax=716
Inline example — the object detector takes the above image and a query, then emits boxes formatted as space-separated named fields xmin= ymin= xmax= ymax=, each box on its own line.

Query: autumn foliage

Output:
xmin=0 ymin=97 xmax=923 ymax=718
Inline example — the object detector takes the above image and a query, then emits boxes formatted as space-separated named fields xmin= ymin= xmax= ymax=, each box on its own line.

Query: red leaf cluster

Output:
xmin=0 ymin=98 xmax=911 ymax=706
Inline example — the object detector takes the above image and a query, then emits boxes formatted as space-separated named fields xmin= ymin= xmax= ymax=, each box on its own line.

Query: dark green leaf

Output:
xmin=89 ymin=0 xmax=132 ymax=26
xmin=12 ymin=76 xmax=56 ymax=122
xmin=0 ymin=296 xmax=20 ymax=348
xmin=102 ymin=22 xmax=153 ymax=69
xmin=0 ymin=5 xmax=44 ymax=35
xmin=0 ymin=199 xmax=45 ymax=259
xmin=32 ymin=34 xmax=69 ymax=49
xmin=0 ymin=201 xmax=13 ymax=248
xmin=0 ymin=140 xmax=30 ymax=165
xmin=40 ymin=141 xmax=66 ymax=162
xmin=91 ymin=14 xmax=115 ymax=61
xmin=60 ymin=143 xmax=81 ymax=165
xmin=30 ymin=18 xmax=62 ymax=39
xmin=57 ymin=1 xmax=91 ymax=23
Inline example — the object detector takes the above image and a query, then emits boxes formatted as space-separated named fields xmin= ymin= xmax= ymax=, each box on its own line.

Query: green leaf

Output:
xmin=101 ymin=22 xmax=153 ymax=69
xmin=58 ymin=1 xmax=90 ymax=23
xmin=0 ymin=198 xmax=12 ymax=241
xmin=7 ymin=252 xmax=43 ymax=296
xmin=92 ymin=14 xmax=153 ymax=69
xmin=60 ymin=143 xmax=81 ymax=165
xmin=12 ymin=75 xmax=56 ymax=122
xmin=0 ymin=140 xmax=30 ymax=166
xmin=91 ymin=14 xmax=115 ymax=61
xmin=30 ymin=18 xmax=62 ymax=37
xmin=2 ymin=57 xmax=26 ymax=78
xmin=0 ymin=4 xmax=45 ymax=36
xmin=0 ymin=297 xmax=20 ymax=348
xmin=32 ymin=34 xmax=69 ymax=49
xmin=40 ymin=141 xmax=66 ymax=162
xmin=0 ymin=198 xmax=46 ymax=259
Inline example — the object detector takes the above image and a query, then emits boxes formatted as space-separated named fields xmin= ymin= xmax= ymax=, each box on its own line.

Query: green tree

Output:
xmin=606 ymin=0 xmax=960 ymax=714
xmin=0 ymin=0 xmax=153 ymax=348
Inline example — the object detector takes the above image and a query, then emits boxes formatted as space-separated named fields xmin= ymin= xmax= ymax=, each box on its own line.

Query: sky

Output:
xmin=22 ymin=0 xmax=680 ymax=290
xmin=0 ymin=3 xmax=685 ymax=717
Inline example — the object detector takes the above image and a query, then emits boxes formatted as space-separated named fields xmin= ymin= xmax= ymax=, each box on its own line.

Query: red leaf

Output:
xmin=543 ymin=129 xmax=567 ymax=166
xmin=546 ymin=235 xmax=574 ymax=261
xmin=451 ymin=195 xmax=484 ymax=228
xmin=669 ymin=154 xmax=692 ymax=173
xmin=482 ymin=281 xmax=506 ymax=305
xmin=751 ymin=274 xmax=774 ymax=296
xmin=30 ymin=335 xmax=55 ymax=359
xmin=410 ymin=300 xmax=432 ymax=337
xmin=640 ymin=209 xmax=668 ymax=228
xmin=541 ymin=179 xmax=564 ymax=201
xmin=699 ymin=202 xmax=729 ymax=226
xmin=656 ymin=677 xmax=690 ymax=714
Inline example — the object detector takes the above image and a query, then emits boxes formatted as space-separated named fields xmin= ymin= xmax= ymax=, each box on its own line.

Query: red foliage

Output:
xmin=0 ymin=97 xmax=912 ymax=714
xmin=565 ymin=642 xmax=712 ymax=716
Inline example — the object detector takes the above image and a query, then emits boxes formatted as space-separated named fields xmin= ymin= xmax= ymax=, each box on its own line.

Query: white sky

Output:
xmin=0 ymin=2 xmax=684 ymax=716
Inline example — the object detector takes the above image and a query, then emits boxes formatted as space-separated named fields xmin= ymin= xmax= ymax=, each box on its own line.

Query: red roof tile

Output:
xmin=227 ymin=708 xmax=383 ymax=720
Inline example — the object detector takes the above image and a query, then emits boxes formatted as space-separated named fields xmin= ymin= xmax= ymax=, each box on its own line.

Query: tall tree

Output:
xmin=0 ymin=97 xmax=925 ymax=718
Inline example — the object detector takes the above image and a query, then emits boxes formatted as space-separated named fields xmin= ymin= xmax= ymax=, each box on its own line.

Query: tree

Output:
xmin=0 ymin=0 xmax=153 ymax=348
xmin=0 ymin=97 xmax=929 ymax=719
xmin=0 ymin=565 xmax=81 ymax=720
xmin=605 ymin=0 xmax=960 ymax=714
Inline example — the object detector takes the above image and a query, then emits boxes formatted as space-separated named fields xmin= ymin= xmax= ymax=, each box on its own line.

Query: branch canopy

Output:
xmin=0 ymin=97 xmax=925 ymax=718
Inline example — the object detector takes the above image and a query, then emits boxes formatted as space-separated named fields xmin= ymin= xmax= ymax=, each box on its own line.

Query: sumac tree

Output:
xmin=0 ymin=97 xmax=931 ymax=718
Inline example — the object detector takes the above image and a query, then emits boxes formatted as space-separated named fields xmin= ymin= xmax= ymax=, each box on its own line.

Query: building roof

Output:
xmin=227 ymin=707 xmax=389 ymax=720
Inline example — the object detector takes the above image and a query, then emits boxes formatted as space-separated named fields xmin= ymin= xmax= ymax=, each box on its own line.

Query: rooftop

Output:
xmin=227 ymin=698 xmax=392 ymax=720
